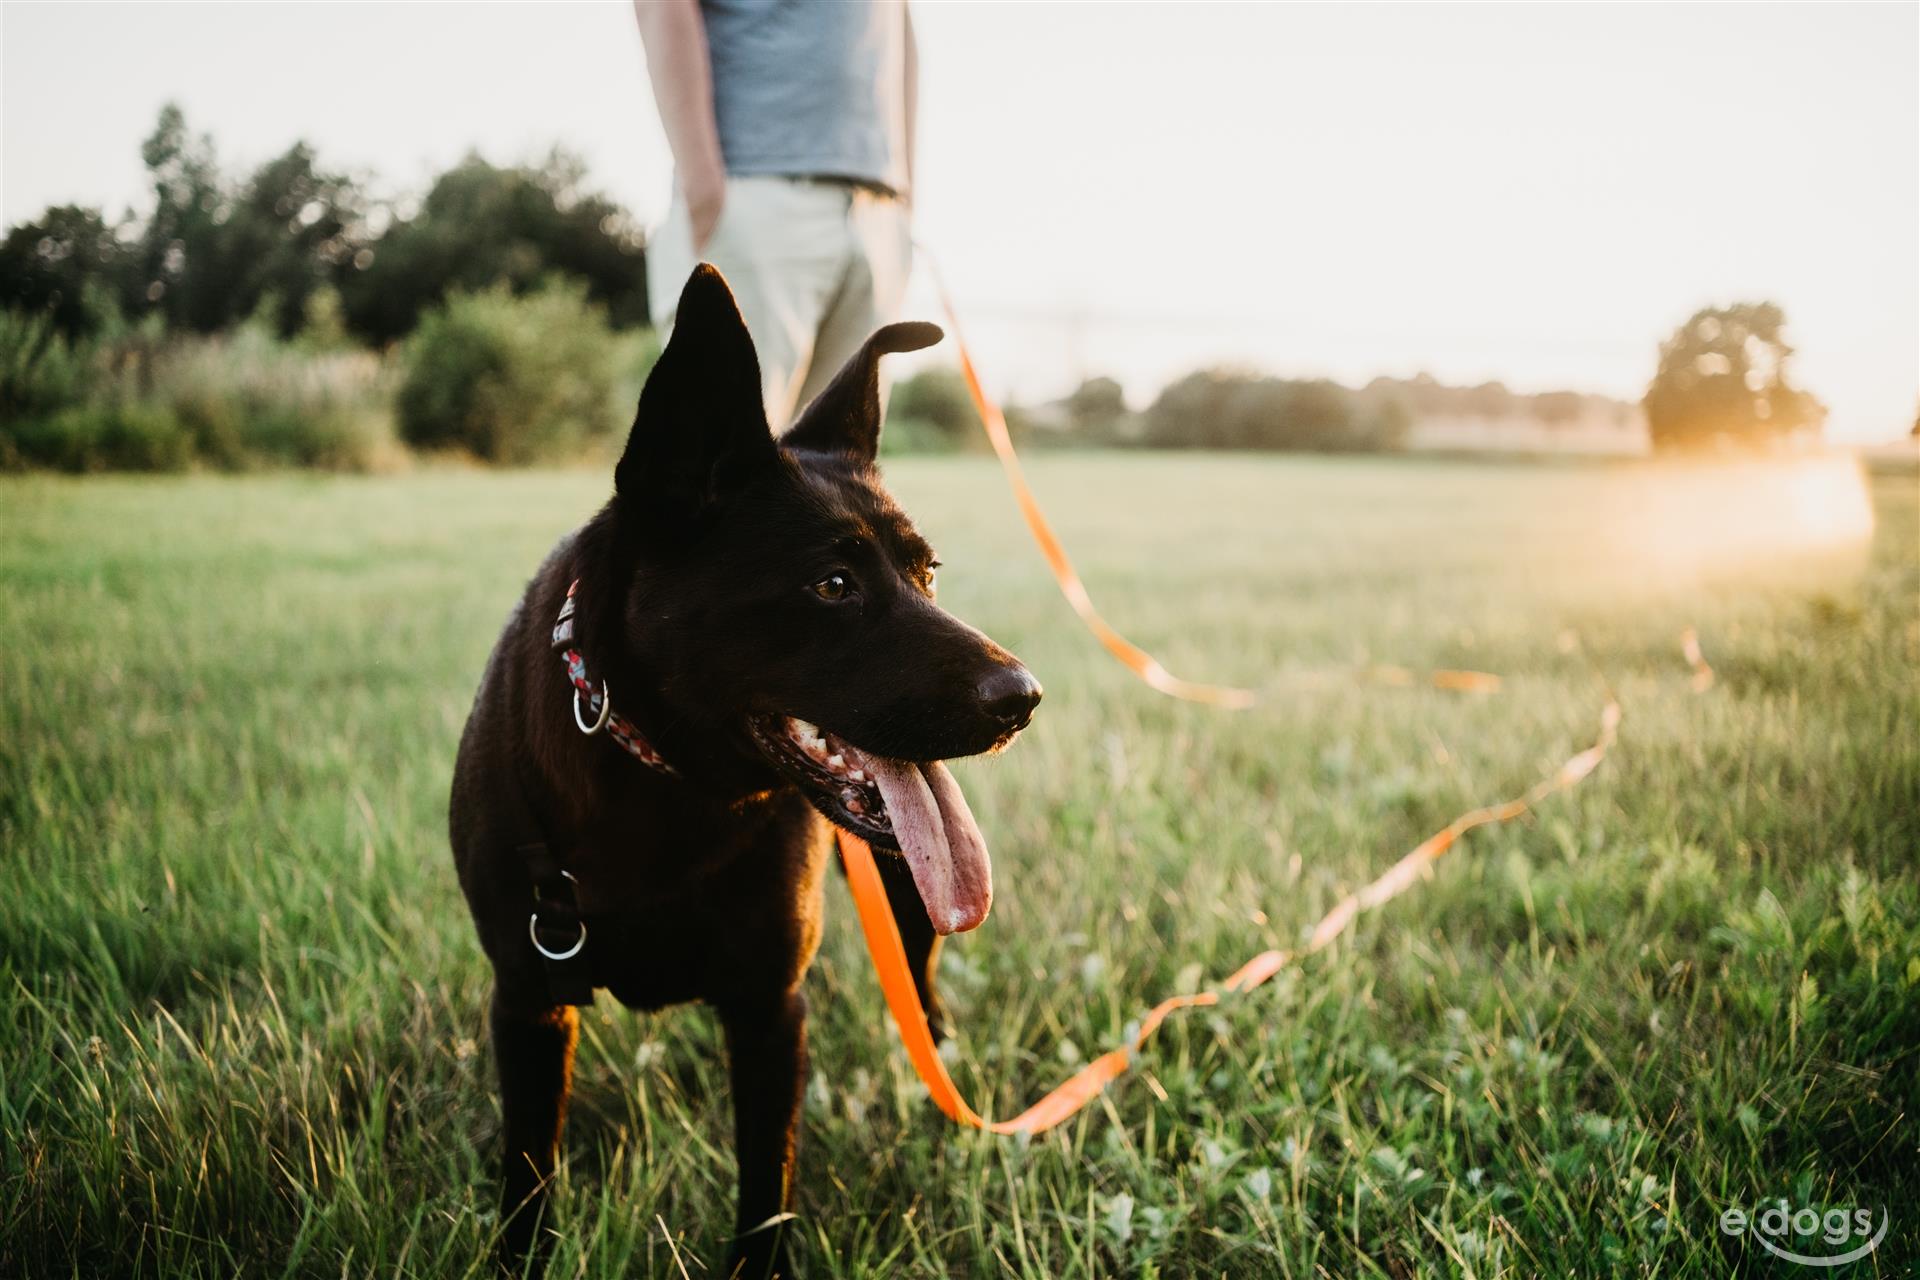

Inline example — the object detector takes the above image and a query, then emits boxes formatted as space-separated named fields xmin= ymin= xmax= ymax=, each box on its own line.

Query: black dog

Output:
xmin=449 ymin=265 xmax=1040 ymax=1278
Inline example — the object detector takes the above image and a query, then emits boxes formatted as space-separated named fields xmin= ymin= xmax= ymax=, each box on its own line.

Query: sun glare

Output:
xmin=1782 ymin=457 xmax=1877 ymax=546
xmin=1614 ymin=454 xmax=1878 ymax=581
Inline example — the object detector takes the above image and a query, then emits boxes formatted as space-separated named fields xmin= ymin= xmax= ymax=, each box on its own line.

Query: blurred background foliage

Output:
xmin=396 ymin=282 xmax=621 ymax=464
xmin=1 ymin=104 xmax=648 ymax=346
xmin=0 ymin=106 xmax=1831 ymax=473
xmin=1644 ymin=302 xmax=1826 ymax=452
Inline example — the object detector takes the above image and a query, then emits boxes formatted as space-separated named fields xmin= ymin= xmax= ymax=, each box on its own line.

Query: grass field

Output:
xmin=3 ymin=453 xmax=1916 ymax=1278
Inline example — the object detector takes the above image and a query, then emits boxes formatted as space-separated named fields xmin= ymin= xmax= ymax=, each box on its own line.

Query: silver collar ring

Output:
xmin=573 ymin=679 xmax=612 ymax=735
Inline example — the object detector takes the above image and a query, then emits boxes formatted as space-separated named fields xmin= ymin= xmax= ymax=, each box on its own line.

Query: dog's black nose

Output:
xmin=977 ymin=665 xmax=1043 ymax=730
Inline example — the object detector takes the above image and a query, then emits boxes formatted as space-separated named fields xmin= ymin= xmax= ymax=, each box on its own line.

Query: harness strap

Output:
xmin=512 ymin=577 xmax=683 ymax=1007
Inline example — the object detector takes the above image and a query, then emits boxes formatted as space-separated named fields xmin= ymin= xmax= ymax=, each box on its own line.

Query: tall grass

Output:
xmin=0 ymin=312 xmax=397 ymax=472
xmin=144 ymin=326 xmax=397 ymax=470
xmin=1 ymin=455 xmax=1914 ymax=1277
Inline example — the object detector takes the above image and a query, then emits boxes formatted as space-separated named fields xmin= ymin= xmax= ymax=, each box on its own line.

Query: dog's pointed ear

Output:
xmin=782 ymin=321 xmax=943 ymax=462
xmin=615 ymin=265 xmax=775 ymax=518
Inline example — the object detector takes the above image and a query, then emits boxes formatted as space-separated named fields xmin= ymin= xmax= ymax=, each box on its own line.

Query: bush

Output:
xmin=883 ymin=366 xmax=981 ymax=454
xmin=397 ymin=282 xmax=617 ymax=463
xmin=0 ymin=310 xmax=91 ymax=425
xmin=27 ymin=403 xmax=195 ymax=472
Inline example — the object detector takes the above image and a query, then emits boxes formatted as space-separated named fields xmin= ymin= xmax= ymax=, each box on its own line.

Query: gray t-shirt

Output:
xmin=700 ymin=0 xmax=909 ymax=195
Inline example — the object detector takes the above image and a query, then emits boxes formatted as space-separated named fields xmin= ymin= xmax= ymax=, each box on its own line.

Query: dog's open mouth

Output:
xmin=750 ymin=715 xmax=992 ymax=935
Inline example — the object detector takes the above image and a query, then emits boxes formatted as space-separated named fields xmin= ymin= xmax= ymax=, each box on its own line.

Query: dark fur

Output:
xmin=450 ymin=266 xmax=1039 ymax=1278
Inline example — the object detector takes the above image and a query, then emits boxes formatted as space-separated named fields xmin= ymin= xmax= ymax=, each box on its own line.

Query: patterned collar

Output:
xmin=550 ymin=579 xmax=678 ymax=777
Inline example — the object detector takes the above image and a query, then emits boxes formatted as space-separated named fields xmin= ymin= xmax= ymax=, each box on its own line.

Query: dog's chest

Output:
xmin=573 ymin=816 xmax=833 ymax=1012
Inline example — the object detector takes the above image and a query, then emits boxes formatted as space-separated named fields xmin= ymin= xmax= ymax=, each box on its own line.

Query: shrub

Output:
xmin=6 ymin=402 xmax=192 ymax=473
xmin=883 ymin=366 xmax=981 ymax=454
xmin=397 ymin=282 xmax=617 ymax=463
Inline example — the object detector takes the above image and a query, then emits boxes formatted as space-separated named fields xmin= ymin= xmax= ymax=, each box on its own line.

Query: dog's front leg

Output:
xmin=491 ymin=989 xmax=579 ymax=1273
xmin=719 ymin=989 xmax=807 ymax=1280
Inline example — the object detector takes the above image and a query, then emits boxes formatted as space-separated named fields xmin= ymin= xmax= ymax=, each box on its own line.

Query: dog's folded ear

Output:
xmin=782 ymin=321 xmax=944 ymax=463
xmin=615 ymin=265 xmax=776 ymax=521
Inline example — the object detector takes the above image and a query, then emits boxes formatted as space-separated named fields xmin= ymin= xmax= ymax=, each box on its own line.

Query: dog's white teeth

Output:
xmin=847 ymin=768 xmax=867 ymax=783
xmin=826 ymin=753 xmax=845 ymax=772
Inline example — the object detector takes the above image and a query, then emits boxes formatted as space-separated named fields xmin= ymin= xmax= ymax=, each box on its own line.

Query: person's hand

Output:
xmin=686 ymin=169 xmax=726 ymax=255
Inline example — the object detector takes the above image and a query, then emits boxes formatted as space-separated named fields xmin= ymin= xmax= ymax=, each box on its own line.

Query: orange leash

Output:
xmin=920 ymin=252 xmax=1257 ymax=710
xmin=921 ymin=253 xmax=1509 ymax=705
xmin=1681 ymin=626 xmax=1716 ymax=691
xmin=862 ymin=263 xmax=1642 ymax=1132
xmin=838 ymin=697 xmax=1620 ymax=1135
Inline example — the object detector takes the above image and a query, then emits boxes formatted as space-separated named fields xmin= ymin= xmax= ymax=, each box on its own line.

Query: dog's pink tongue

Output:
xmin=861 ymin=756 xmax=993 ymax=935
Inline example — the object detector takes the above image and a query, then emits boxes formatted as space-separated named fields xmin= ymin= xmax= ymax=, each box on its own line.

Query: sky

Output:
xmin=3 ymin=2 xmax=1915 ymax=442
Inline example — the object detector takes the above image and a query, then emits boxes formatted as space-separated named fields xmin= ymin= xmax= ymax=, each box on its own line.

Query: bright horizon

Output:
xmin=3 ymin=2 xmax=1914 ymax=443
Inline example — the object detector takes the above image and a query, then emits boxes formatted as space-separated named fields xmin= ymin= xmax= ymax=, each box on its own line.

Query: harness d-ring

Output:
xmin=573 ymin=679 xmax=612 ymax=735
xmin=530 ymin=872 xmax=587 ymax=961
xmin=529 ymin=912 xmax=587 ymax=961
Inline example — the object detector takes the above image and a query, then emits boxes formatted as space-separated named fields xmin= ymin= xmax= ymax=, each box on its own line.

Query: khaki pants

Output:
xmin=647 ymin=175 xmax=913 ymax=431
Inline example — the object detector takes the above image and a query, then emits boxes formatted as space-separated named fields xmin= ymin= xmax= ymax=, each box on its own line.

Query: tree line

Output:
xmin=2 ymin=106 xmax=1826 ymax=469
xmin=1 ymin=104 xmax=649 ymax=347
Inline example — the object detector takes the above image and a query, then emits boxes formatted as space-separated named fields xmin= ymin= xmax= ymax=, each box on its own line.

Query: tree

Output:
xmin=1464 ymin=380 xmax=1516 ymax=419
xmin=135 ymin=104 xmax=231 ymax=332
xmin=0 ymin=206 xmax=142 ymax=338
xmin=225 ymin=142 xmax=366 ymax=337
xmin=343 ymin=152 xmax=648 ymax=344
xmin=1063 ymin=375 xmax=1126 ymax=430
xmin=1144 ymin=368 xmax=1405 ymax=453
xmin=1530 ymin=390 xmax=1584 ymax=427
xmin=885 ymin=367 xmax=978 ymax=447
xmin=1 ymin=107 xmax=648 ymax=349
xmin=1642 ymin=302 xmax=1824 ymax=452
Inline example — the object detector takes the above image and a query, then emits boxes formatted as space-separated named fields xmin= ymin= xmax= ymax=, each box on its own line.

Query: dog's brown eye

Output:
xmin=812 ymin=572 xmax=853 ymax=602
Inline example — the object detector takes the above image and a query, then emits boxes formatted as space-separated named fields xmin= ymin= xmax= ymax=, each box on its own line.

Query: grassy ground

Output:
xmin=2 ymin=453 xmax=1916 ymax=1279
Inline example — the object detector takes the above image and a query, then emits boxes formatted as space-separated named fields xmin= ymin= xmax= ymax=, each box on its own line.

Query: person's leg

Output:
xmin=650 ymin=177 xmax=847 ymax=430
xmin=790 ymin=190 xmax=914 ymax=419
